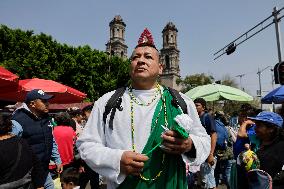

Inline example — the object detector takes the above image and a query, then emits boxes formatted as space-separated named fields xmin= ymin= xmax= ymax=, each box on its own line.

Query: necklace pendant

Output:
xmin=161 ymin=125 xmax=169 ymax=131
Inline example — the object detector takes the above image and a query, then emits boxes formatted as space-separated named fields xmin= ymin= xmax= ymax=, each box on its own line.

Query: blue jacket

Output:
xmin=11 ymin=104 xmax=61 ymax=171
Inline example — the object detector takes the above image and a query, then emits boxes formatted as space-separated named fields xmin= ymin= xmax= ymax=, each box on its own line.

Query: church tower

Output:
xmin=106 ymin=15 xmax=128 ymax=58
xmin=160 ymin=22 xmax=181 ymax=90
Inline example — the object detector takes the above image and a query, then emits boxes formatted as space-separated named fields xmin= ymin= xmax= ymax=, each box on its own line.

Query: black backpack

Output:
xmin=102 ymin=86 xmax=188 ymax=129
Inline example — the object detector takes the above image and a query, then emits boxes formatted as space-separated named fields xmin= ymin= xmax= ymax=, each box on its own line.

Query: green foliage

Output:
xmin=221 ymin=74 xmax=238 ymax=88
xmin=0 ymin=25 xmax=130 ymax=101
xmin=179 ymin=73 xmax=214 ymax=93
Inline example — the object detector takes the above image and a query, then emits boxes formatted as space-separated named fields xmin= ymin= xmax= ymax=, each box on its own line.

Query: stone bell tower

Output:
xmin=160 ymin=22 xmax=181 ymax=90
xmin=106 ymin=15 xmax=128 ymax=58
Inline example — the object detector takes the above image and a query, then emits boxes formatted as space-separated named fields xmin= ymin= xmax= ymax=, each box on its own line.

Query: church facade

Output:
xmin=106 ymin=15 xmax=181 ymax=90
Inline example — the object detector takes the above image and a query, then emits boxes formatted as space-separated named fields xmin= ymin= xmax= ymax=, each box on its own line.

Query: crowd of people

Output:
xmin=0 ymin=28 xmax=284 ymax=189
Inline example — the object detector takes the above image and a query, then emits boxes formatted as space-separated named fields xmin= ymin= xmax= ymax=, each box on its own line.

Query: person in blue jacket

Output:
xmin=11 ymin=89 xmax=63 ymax=189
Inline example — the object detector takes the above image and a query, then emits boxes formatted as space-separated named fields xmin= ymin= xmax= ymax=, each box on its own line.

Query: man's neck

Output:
xmin=28 ymin=106 xmax=43 ymax=118
xmin=198 ymin=111 xmax=205 ymax=117
xmin=131 ymin=81 xmax=158 ymax=90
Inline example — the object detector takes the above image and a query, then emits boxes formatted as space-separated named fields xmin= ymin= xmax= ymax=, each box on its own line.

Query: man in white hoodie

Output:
xmin=77 ymin=28 xmax=210 ymax=189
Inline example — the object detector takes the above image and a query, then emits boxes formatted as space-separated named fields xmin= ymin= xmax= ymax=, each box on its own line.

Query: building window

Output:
xmin=165 ymin=55 xmax=170 ymax=69
xmin=111 ymin=50 xmax=114 ymax=56
xmin=121 ymin=51 xmax=124 ymax=57
xmin=166 ymin=35 xmax=169 ymax=43
xmin=170 ymin=35 xmax=174 ymax=43
xmin=112 ymin=28 xmax=115 ymax=37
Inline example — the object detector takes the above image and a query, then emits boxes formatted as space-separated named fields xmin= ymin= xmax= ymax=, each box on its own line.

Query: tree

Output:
xmin=0 ymin=25 xmax=130 ymax=101
xmin=221 ymin=74 xmax=238 ymax=88
xmin=178 ymin=73 xmax=214 ymax=93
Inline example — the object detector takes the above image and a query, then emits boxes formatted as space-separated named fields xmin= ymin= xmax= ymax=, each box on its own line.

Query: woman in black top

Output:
xmin=0 ymin=114 xmax=45 ymax=189
xmin=248 ymin=111 xmax=284 ymax=189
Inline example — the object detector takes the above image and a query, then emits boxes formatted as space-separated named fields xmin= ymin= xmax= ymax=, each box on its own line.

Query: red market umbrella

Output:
xmin=0 ymin=66 xmax=19 ymax=90
xmin=0 ymin=78 xmax=87 ymax=103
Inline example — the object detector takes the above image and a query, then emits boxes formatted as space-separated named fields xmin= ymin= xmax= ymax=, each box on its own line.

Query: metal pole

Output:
xmin=273 ymin=7 xmax=284 ymax=84
xmin=240 ymin=76 xmax=243 ymax=91
xmin=273 ymin=7 xmax=283 ymax=63
xmin=236 ymin=74 xmax=245 ymax=91
xmin=271 ymin=68 xmax=275 ymax=111
xmin=257 ymin=68 xmax=262 ymax=109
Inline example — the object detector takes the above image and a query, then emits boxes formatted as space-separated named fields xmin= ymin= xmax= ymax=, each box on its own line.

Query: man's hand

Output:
xmin=120 ymin=151 xmax=149 ymax=176
xmin=207 ymin=153 xmax=215 ymax=166
xmin=56 ymin=164 xmax=63 ymax=173
xmin=161 ymin=130 xmax=192 ymax=155
xmin=243 ymin=119 xmax=255 ymax=127
xmin=238 ymin=119 xmax=255 ymax=138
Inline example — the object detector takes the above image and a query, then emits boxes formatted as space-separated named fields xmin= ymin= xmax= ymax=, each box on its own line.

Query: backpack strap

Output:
xmin=103 ymin=86 xmax=188 ymax=130
xmin=103 ymin=87 xmax=126 ymax=130
xmin=167 ymin=87 xmax=188 ymax=114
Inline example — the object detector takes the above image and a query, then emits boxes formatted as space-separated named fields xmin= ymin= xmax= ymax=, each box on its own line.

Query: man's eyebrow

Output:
xmin=131 ymin=52 xmax=140 ymax=57
xmin=144 ymin=52 xmax=153 ymax=55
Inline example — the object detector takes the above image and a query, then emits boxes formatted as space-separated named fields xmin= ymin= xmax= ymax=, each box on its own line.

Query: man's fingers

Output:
xmin=120 ymin=151 xmax=149 ymax=176
xmin=124 ymin=165 xmax=143 ymax=175
xmin=130 ymin=160 xmax=145 ymax=169
xmin=132 ymin=153 xmax=149 ymax=162
xmin=162 ymin=141 xmax=180 ymax=150
xmin=161 ymin=137 xmax=192 ymax=155
xmin=163 ymin=130 xmax=179 ymax=137
xmin=161 ymin=145 xmax=181 ymax=155
xmin=162 ymin=133 xmax=183 ymax=144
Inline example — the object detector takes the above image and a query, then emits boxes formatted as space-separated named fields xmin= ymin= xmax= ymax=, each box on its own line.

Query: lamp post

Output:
xmin=257 ymin=66 xmax=272 ymax=109
xmin=236 ymin=74 xmax=245 ymax=91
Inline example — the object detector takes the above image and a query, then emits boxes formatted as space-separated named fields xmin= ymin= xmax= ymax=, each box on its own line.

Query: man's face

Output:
xmin=130 ymin=46 xmax=163 ymax=82
xmin=61 ymin=182 xmax=74 ymax=189
xmin=75 ymin=114 xmax=83 ymax=123
xmin=83 ymin=110 xmax=91 ymax=121
xmin=29 ymin=99 xmax=49 ymax=115
xmin=194 ymin=103 xmax=205 ymax=114
xmin=238 ymin=112 xmax=247 ymax=124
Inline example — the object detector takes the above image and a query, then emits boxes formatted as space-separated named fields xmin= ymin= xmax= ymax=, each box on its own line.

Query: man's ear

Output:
xmin=159 ymin=63 xmax=164 ymax=75
xmin=68 ymin=182 xmax=75 ymax=188
xmin=28 ymin=101 xmax=36 ymax=108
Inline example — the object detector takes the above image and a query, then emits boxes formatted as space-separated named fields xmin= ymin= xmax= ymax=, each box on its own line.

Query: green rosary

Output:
xmin=128 ymin=83 xmax=168 ymax=181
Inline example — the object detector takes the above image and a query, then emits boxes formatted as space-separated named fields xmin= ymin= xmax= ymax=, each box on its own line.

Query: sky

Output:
xmin=1 ymin=0 xmax=284 ymax=98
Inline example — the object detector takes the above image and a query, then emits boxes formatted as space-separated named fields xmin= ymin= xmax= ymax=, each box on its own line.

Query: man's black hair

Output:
xmin=239 ymin=103 xmax=258 ymax=117
xmin=55 ymin=112 xmax=72 ymax=126
xmin=194 ymin=98 xmax=207 ymax=108
xmin=67 ymin=107 xmax=82 ymax=117
xmin=82 ymin=104 xmax=93 ymax=113
xmin=60 ymin=167 xmax=79 ymax=186
xmin=0 ymin=114 xmax=12 ymax=135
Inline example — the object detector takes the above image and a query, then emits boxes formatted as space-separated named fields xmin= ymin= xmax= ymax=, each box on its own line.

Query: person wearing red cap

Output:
xmin=77 ymin=29 xmax=210 ymax=189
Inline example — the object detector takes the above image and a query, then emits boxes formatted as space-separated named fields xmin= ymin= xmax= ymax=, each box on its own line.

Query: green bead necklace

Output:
xmin=128 ymin=84 xmax=160 ymax=106
xmin=128 ymin=83 xmax=168 ymax=182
